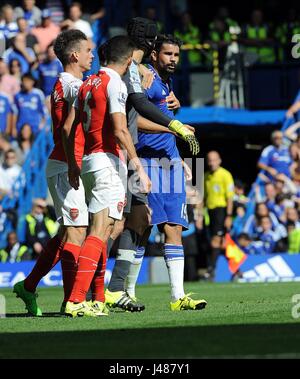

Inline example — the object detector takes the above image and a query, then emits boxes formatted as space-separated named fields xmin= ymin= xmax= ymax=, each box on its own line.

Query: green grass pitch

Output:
xmin=1 ymin=282 xmax=300 ymax=359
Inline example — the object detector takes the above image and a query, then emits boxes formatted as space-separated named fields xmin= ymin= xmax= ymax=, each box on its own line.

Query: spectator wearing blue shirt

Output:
xmin=237 ymin=233 xmax=266 ymax=255
xmin=37 ymin=42 xmax=63 ymax=97
xmin=256 ymin=179 xmax=296 ymax=222
xmin=256 ymin=216 xmax=282 ymax=254
xmin=238 ymin=214 xmax=281 ymax=255
xmin=258 ymin=131 xmax=293 ymax=181
xmin=243 ymin=202 xmax=286 ymax=240
xmin=3 ymin=33 xmax=36 ymax=75
xmin=0 ymin=4 xmax=19 ymax=41
xmin=13 ymin=73 xmax=47 ymax=137
xmin=14 ymin=0 xmax=42 ymax=29
xmin=260 ymin=182 xmax=286 ymax=222
xmin=0 ymin=91 xmax=12 ymax=135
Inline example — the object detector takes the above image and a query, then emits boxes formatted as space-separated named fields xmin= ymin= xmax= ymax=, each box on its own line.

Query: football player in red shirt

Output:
xmin=13 ymin=30 xmax=99 ymax=317
xmin=64 ymin=36 xmax=151 ymax=317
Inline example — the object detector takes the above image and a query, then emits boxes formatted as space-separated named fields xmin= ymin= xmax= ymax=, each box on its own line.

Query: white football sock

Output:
xmin=126 ymin=247 xmax=145 ymax=298
xmin=164 ymin=244 xmax=185 ymax=302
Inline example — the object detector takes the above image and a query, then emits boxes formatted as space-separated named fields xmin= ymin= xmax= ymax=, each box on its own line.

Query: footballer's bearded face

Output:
xmin=152 ymin=43 xmax=180 ymax=76
xmin=76 ymin=39 xmax=94 ymax=71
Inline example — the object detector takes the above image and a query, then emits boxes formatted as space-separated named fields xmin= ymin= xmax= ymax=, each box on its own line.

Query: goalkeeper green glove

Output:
xmin=168 ymin=120 xmax=200 ymax=155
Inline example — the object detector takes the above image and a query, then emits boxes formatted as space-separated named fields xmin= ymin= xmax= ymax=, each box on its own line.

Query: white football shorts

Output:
xmin=47 ymin=172 xmax=88 ymax=226
xmin=81 ymin=165 xmax=126 ymax=220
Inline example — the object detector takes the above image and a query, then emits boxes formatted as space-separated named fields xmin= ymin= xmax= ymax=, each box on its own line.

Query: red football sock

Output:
xmin=69 ymin=236 xmax=105 ymax=303
xmin=91 ymin=245 xmax=107 ymax=302
xmin=61 ymin=243 xmax=81 ymax=303
xmin=24 ymin=235 xmax=64 ymax=293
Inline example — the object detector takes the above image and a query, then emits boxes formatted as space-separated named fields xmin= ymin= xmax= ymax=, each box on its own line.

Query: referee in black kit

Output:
xmin=204 ymin=151 xmax=235 ymax=280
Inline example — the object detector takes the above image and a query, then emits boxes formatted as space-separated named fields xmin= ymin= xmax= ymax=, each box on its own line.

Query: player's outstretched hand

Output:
xmin=168 ymin=120 xmax=200 ymax=155
xmin=68 ymin=164 xmax=81 ymax=190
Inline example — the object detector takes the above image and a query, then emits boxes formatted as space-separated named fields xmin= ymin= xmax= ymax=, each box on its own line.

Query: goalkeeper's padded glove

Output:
xmin=168 ymin=120 xmax=200 ymax=155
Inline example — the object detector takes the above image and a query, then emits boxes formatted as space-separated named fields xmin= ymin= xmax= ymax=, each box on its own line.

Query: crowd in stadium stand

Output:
xmin=1 ymin=1 xmax=300 ymax=279
xmin=236 ymin=128 xmax=300 ymax=254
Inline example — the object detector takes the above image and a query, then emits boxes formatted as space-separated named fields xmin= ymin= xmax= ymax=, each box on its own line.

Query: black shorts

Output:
xmin=208 ymin=207 xmax=227 ymax=237
xmin=124 ymin=170 xmax=148 ymax=214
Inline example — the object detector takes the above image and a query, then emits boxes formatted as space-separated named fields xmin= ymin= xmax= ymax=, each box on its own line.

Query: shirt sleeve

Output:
xmin=144 ymin=83 xmax=155 ymax=101
xmin=107 ymin=77 xmax=127 ymax=115
xmin=258 ymin=146 xmax=271 ymax=166
xmin=224 ymin=171 xmax=235 ymax=200
xmin=67 ymin=80 xmax=82 ymax=110
xmin=69 ymin=80 xmax=82 ymax=103
xmin=123 ymin=62 xmax=143 ymax=95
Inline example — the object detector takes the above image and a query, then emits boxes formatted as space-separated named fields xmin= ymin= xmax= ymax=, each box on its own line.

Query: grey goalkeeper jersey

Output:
xmin=123 ymin=60 xmax=143 ymax=145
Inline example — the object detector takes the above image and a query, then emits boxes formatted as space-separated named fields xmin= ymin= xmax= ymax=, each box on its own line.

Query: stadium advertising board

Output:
xmin=216 ymin=254 xmax=300 ymax=282
xmin=0 ymin=258 xmax=151 ymax=288
xmin=1 ymin=254 xmax=300 ymax=287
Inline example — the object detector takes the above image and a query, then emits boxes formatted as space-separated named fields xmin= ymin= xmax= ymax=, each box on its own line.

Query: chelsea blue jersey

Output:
xmin=14 ymin=89 xmax=47 ymax=134
xmin=38 ymin=59 xmax=63 ymax=97
xmin=135 ymin=64 xmax=180 ymax=161
xmin=258 ymin=145 xmax=292 ymax=179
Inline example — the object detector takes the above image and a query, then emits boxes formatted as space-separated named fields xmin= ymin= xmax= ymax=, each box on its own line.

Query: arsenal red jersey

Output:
xmin=77 ymin=67 xmax=128 ymax=174
xmin=48 ymin=72 xmax=84 ymax=165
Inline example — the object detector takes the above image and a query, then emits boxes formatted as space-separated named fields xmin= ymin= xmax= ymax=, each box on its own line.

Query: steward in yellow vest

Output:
xmin=174 ymin=12 xmax=202 ymax=65
xmin=0 ymin=231 xmax=31 ymax=263
xmin=242 ymin=9 xmax=275 ymax=63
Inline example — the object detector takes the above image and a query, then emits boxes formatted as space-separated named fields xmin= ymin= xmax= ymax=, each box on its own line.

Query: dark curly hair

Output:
xmin=53 ymin=29 xmax=87 ymax=66
xmin=153 ymin=34 xmax=182 ymax=53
